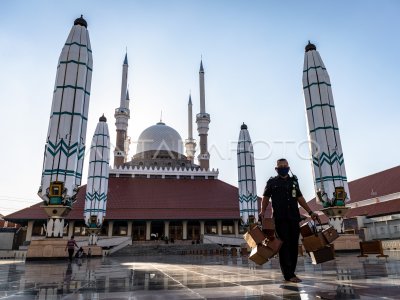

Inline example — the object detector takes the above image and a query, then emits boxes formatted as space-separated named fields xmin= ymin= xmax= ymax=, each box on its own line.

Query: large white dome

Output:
xmin=136 ymin=122 xmax=184 ymax=155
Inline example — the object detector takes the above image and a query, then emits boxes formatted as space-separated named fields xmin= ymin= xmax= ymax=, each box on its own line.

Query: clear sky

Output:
xmin=0 ymin=0 xmax=399 ymax=215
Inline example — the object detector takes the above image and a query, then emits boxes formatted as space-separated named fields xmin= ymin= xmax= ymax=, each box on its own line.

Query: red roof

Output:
xmin=300 ymin=165 xmax=400 ymax=219
xmin=6 ymin=178 xmax=263 ymax=221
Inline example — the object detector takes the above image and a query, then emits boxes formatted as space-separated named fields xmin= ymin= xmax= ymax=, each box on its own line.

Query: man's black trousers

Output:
xmin=275 ymin=218 xmax=300 ymax=280
xmin=68 ymin=249 xmax=74 ymax=261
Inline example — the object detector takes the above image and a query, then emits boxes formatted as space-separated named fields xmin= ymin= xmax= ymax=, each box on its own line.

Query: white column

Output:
xmin=146 ymin=221 xmax=151 ymax=241
xmin=234 ymin=220 xmax=239 ymax=237
xmin=164 ymin=221 xmax=170 ymax=238
xmin=200 ymin=221 xmax=205 ymax=235
xmin=26 ymin=220 xmax=34 ymax=242
xmin=67 ymin=220 xmax=75 ymax=238
xmin=108 ymin=221 xmax=114 ymax=238
xmin=217 ymin=220 xmax=222 ymax=236
xmin=182 ymin=221 xmax=188 ymax=240
xmin=127 ymin=221 xmax=133 ymax=237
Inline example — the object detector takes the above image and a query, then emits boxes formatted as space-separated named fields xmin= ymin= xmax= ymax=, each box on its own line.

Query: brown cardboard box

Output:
xmin=262 ymin=218 xmax=275 ymax=230
xmin=302 ymin=232 xmax=327 ymax=252
xmin=309 ymin=246 xmax=335 ymax=264
xmin=322 ymin=226 xmax=339 ymax=243
xmin=243 ymin=226 xmax=266 ymax=248
xmin=300 ymin=222 xmax=314 ymax=238
xmin=248 ymin=244 xmax=274 ymax=265
xmin=262 ymin=237 xmax=282 ymax=255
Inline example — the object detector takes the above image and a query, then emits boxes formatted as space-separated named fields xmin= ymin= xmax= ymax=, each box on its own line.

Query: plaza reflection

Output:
xmin=0 ymin=253 xmax=399 ymax=299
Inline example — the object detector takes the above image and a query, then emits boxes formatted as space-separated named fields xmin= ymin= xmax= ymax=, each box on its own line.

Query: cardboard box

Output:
xmin=302 ymin=232 xmax=327 ymax=252
xmin=309 ymin=246 xmax=335 ymax=264
xmin=300 ymin=222 xmax=314 ymax=238
xmin=243 ymin=226 xmax=266 ymax=248
xmin=322 ymin=226 xmax=339 ymax=243
xmin=262 ymin=237 xmax=282 ymax=255
xmin=248 ymin=244 xmax=274 ymax=265
xmin=262 ymin=218 xmax=275 ymax=231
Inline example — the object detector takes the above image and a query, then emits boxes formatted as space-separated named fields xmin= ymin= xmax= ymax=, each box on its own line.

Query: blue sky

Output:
xmin=0 ymin=0 xmax=399 ymax=214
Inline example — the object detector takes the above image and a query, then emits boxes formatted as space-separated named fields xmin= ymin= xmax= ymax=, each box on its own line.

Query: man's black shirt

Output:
xmin=263 ymin=175 xmax=302 ymax=221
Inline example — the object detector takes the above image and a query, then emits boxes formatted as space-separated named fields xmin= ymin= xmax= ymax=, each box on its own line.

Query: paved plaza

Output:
xmin=0 ymin=251 xmax=400 ymax=299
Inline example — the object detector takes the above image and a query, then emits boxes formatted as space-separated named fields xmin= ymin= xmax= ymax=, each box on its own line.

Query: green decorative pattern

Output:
xmin=315 ymin=175 xmax=347 ymax=183
xmin=239 ymin=194 xmax=258 ymax=203
xmin=238 ymin=178 xmax=256 ymax=182
xmin=309 ymin=126 xmax=339 ymax=133
xmin=303 ymin=65 xmax=326 ymax=73
xmin=43 ymin=168 xmax=82 ymax=178
xmin=51 ymin=111 xmax=88 ymax=120
xmin=88 ymin=175 xmax=109 ymax=179
xmin=306 ymin=103 xmax=335 ymax=111
xmin=85 ymin=192 xmax=107 ymax=202
xmin=89 ymin=160 xmax=109 ymax=164
xmin=54 ymin=84 xmax=91 ymax=95
xmin=65 ymin=42 xmax=92 ymax=53
xmin=303 ymin=81 xmax=331 ymax=89
xmin=313 ymin=152 xmax=344 ymax=166
xmin=59 ymin=60 xmax=93 ymax=71
xmin=46 ymin=139 xmax=85 ymax=159
xmin=84 ymin=208 xmax=106 ymax=213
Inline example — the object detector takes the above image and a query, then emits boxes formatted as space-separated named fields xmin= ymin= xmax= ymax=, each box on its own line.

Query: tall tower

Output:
xmin=37 ymin=16 xmax=92 ymax=237
xmin=185 ymin=94 xmax=196 ymax=163
xmin=237 ymin=123 xmax=258 ymax=225
xmin=302 ymin=41 xmax=350 ymax=210
xmin=114 ymin=53 xmax=130 ymax=167
xmin=196 ymin=60 xmax=211 ymax=170
xmin=85 ymin=115 xmax=110 ymax=245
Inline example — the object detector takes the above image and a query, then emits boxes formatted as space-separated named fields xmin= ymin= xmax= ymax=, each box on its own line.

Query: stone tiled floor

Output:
xmin=0 ymin=251 xmax=400 ymax=299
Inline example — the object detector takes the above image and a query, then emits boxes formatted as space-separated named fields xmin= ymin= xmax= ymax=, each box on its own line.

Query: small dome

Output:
xmin=241 ymin=123 xmax=248 ymax=130
xmin=74 ymin=15 xmax=87 ymax=28
xmin=99 ymin=114 xmax=107 ymax=122
xmin=136 ymin=122 xmax=184 ymax=155
xmin=305 ymin=41 xmax=316 ymax=52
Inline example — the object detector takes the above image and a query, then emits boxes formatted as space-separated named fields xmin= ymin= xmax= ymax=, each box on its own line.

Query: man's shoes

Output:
xmin=286 ymin=276 xmax=302 ymax=283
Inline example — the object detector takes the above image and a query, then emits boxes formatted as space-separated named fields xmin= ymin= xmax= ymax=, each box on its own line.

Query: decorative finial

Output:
xmin=99 ymin=114 xmax=107 ymax=122
xmin=305 ymin=40 xmax=316 ymax=52
xmin=200 ymin=57 xmax=204 ymax=73
xmin=160 ymin=110 xmax=163 ymax=123
xmin=74 ymin=15 xmax=87 ymax=28
xmin=241 ymin=122 xmax=248 ymax=130
xmin=188 ymin=92 xmax=192 ymax=105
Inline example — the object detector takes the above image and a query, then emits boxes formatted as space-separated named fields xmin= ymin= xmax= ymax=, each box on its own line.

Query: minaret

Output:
xmin=196 ymin=60 xmax=211 ymax=170
xmin=185 ymin=94 xmax=196 ymax=163
xmin=37 ymin=16 xmax=92 ymax=238
xmin=237 ymin=123 xmax=258 ymax=225
xmin=114 ymin=53 xmax=130 ymax=167
xmin=302 ymin=41 xmax=350 ymax=232
xmin=85 ymin=115 xmax=110 ymax=245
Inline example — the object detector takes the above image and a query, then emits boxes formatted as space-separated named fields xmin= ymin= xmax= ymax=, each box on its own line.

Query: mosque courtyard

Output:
xmin=0 ymin=251 xmax=399 ymax=299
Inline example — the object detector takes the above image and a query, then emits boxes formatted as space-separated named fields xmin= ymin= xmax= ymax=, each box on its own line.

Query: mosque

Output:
xmin=6 ymin=50 xmax=245 ymax=243
xmin=4 ymin=17 xmax=400 ymax=251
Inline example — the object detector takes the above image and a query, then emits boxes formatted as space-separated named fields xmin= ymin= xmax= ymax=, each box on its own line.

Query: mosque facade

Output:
xmin=6 ymin=20 xmax=244 ymax=242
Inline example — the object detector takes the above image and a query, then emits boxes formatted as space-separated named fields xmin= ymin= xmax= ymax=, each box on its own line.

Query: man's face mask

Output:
xmin=276 ymin=167 xmax=290 ymax=176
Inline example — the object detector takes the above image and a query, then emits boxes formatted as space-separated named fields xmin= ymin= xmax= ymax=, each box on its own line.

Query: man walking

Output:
xmin=259 ymin=158 xmax=318 ymax=283
xmin=65 ymin=235 xmax=78 ymax=261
